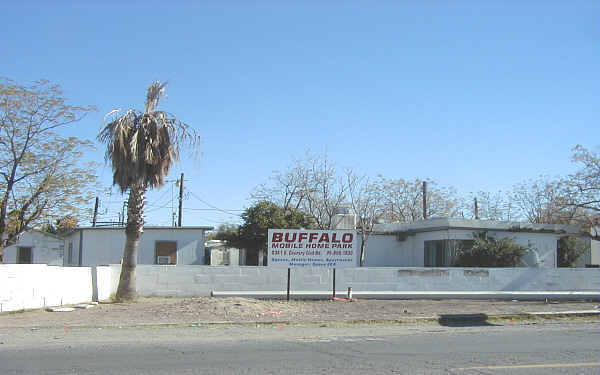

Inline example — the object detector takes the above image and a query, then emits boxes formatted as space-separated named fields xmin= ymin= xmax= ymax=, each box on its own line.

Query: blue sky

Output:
xmin=2 ymin=1 xmax=598 ymax=228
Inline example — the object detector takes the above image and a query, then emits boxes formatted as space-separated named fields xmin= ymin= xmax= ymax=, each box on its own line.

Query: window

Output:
xmin=155 ymin=241 xmax=177 ymax=265
xmin=17 ymin=247 xmax=32 ymax=264
xmin=424 ymin=240 xmax=448 ymax=267
xmin=424 ymin=240 xmax=474 ymax=267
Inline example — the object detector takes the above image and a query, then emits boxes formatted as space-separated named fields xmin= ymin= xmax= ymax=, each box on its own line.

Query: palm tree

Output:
xmin=98 ymin=81 xmax=199 ymax=301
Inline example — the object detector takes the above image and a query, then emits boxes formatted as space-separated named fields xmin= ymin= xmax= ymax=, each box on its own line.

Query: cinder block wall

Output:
xmin=0 ymin=265 xmax=94 ymax=312
xmin=3 ymin=265 xmax=599 ymax=312
xmin=130 ymin=266 xmax=600 ymax=297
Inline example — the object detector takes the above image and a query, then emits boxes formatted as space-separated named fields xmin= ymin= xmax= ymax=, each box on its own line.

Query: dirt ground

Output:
xmin=1 ymin=297 xmax=599 ymax=329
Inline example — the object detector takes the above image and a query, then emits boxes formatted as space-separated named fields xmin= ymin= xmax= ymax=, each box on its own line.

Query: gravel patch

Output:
xmin=0 ymin=297 xmax=598 ymax=329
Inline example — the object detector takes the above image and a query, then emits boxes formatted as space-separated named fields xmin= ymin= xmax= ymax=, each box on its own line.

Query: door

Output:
xmin=17 ymin=247 xmax=32 ymax=264
xmin=155 ymin=241 xmax=177 ymax=265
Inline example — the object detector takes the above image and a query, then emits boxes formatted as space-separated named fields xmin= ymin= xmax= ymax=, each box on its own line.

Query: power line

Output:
xmin=183 ymin=208 xmax=244 ymax=212
xmin=145 ymin=186 xmax=174 ymax=208
xmin=188 ymin=191 xmax=243 ymax=217
xmin=145 ymin=201 xmax=173 ymax=213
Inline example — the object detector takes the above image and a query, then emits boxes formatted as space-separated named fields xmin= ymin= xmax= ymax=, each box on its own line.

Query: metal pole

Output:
xmin=422 ymin=181 xmax=428 ymax=220
xmin=92 ymin=197 xmax=99 ymax=227
xmin=332 ymin=269 xmax=336 ymax=298
xmin=286 ymin=268 xmax=291 ymax=301
xmin=178 ymin=173 xmax=184 ymax=227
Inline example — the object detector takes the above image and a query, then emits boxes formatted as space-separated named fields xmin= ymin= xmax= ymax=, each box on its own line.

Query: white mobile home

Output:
xmin=4 ymin=226 xmax=213 ymax=266
xmin=364 ymin=218 xmax=593 ymax=268
xmin=3 ymin=231 xmax=64 ymax=265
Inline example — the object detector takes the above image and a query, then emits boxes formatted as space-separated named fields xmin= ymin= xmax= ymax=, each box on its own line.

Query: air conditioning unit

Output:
xmin=157 ymin=256 xmax=171 ymax=265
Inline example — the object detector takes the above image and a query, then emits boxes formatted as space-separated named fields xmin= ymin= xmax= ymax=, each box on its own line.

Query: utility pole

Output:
xmin=422 ymin=181 xmax=428 ymax=220
xmin=474 ymin=197 xmax=479 ymax=220
xmin=178 ymin=173 xmax=184 ymax=227
xmin=92 ymin=197 xmax=99 ymax=227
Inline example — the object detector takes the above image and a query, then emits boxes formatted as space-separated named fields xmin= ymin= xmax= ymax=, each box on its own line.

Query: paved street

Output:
xmin=1 ymin=320 xmax=598 ymax=374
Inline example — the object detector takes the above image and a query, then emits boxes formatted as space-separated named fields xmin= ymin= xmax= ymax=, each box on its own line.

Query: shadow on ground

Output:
xmin=438 ymin=313 xmax=500 ymax=327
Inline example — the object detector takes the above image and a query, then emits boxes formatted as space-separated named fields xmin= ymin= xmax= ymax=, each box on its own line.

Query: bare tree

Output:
xmin=252 ymin=152 xmax=347 ymax=229
xmin=346 ymin=171 xmax=383 ymax=266
xmin=511 ymin=177 xmax=577 ymax=224
xmin=457 ymin=191 xmax=512 ymax=221
xmin=0 ymin=78 xmax=97 ymax=260
xmin=376 ymin=177 xmax=458 ymax=222
xmin=564 ymin=145 xmax=600 ymax=212
xmin=251 ymin=154 xmax=311 ymax=212
xmin=559 ymin=145 xmax=600 ymax=235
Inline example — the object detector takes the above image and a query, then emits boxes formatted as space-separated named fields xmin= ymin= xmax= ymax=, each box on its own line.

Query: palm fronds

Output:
xmin=98 ymin=81 xmax=199 ymax=192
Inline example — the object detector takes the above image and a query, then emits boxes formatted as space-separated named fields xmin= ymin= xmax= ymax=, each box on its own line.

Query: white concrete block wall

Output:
xmin=3 ymin=265 xmax=598 ymax=312
xmin=0 ymin=265 xmax=94 ymax=312
xmin=94 ymin=265 xmax=121 ymax=301
xmin=127 ymin=265 xmax=600 ymax=297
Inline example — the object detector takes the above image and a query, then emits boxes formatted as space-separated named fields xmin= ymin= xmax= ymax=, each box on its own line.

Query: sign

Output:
xmin=268 ymin=229 xmax=357 ymax=268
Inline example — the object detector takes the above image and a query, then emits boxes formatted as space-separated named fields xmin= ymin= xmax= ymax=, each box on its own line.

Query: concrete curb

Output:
xmin=8 ymin=310 xmax=599 ymax=331
xmin=211 ymin=290 xmax=600 ymax=300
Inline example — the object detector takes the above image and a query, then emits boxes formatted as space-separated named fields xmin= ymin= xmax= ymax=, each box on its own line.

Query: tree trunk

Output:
xmin=115 ymin=184 xmax=145 ymax=301
xmin=359 ymin=235 xmax=366 ymax=267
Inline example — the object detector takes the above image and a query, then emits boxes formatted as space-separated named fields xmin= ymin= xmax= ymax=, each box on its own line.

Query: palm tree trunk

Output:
xmin=115 ymin=183 xmax=145 ymax=301
xmin=359 ymin=235 xmax=366 ymax=267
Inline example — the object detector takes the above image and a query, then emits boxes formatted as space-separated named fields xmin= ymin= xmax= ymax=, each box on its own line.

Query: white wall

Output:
xmin=364 ymin=230 xmax=559 ymax=268
xmin=127 ymin=265 xmax=600 ymax=297
xmin=592 ymin=240 xmax=600 ymax=266
xmin=94 ymin=265 xmax=121 ymax=301
xmin=493 ymin=231 xmax=558 ymax=267
xmin=2 ymin=265 xmax=598 ymax=312
xmin=2 ymin=245 xmax=17 ymax=263
xmin=364 ymin=234 xmax=413 ymax=266
xmin=0 ymin=265 xmax=93 ymax=312
xmin=62 ymin=228 xmax=207 ymax=266
xmin=3 ymin=231 xmax=64 ymax=265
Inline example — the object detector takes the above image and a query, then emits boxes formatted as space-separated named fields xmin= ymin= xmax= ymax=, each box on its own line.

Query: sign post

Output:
xmin=268 ymin=229 xmax=357 ymax=300
xmin=286 ymin=268 xmax=291 ymax=301
xmin=332 ymin=269 xmax=336 ymax=298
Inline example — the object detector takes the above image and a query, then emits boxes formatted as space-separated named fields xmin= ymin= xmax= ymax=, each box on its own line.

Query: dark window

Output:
xmin=155 ymin=241 xmax=177 ymax=265
xmin=17 ymin=247 xmax=32 ymax=264
xmin=424 ymin=240 xmax=474 ymax=267
xmin=424 ymin=240 xmax=447 ymax=267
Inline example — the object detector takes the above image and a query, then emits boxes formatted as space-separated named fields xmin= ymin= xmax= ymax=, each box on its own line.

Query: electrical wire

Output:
xmin=183 ymin=207 xmax=244 ymax=212
xmin=188 ymin=191 xmax=243 ymax=217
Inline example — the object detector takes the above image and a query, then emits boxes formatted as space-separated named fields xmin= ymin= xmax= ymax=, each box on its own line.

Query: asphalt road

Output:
xmin=1 ymin=321 xmax=599 ymax=374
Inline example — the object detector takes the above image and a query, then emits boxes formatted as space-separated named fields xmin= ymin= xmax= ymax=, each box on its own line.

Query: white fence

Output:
xmin=0 ymin=265 xmax=119 ymax=313
xmin=2 ymin=265 xmax=599 ymax=312
xmin=0 ymin=265 xmax=93 ymax=312
xmin=130 ymin=266 xmax=600 ymax=296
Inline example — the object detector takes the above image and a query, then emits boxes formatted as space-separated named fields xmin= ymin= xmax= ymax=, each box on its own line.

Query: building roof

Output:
xmin=58 ymin=225 xmax=214 ymax=237
xmin=73 ymin=226 xmax=214 ymax=231
xmin=373 ymin=218 xmax=584 ymax=236
xmin=16 ymin=229 xmax=64 ymax=241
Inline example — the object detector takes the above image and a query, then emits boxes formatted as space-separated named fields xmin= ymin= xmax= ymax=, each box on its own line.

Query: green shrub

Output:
xmin=557 ymin=236 xmax=586 ymax=267
xmin=453 ymin=232 xmax=527 ymax=267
